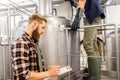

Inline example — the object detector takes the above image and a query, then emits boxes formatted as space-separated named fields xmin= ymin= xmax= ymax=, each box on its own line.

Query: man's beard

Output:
xmin=32 ymin=27 xmax=40 ymax=43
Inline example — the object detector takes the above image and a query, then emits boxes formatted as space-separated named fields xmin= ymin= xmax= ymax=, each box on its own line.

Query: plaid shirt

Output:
xmin=11 ymin=32 xmax=40 ymax=80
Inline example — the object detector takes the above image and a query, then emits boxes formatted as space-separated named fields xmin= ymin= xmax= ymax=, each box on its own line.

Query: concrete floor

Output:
xmin=101 ymin=75 xmax=116 ymax=80
xmin=101 ymin=61 xmax=117 ymax=80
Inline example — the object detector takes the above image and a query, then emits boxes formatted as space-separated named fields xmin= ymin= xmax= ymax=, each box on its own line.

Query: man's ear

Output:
xmin=32 ymin=21 xmax=38 ymax=30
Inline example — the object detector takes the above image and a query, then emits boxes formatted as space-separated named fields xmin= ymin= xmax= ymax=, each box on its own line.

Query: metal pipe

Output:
xmin=65 ymin=53 xmax=117 ymax=58
xmin=8 ymin=0 xmax=33 ymax=14
xmin=7 ymin=4 xmax=12 ymax=80
xmin=0 ymin=3 xmax=8 ymax=7
xmin=65 ymin=29 xmax=71 ymax=80
xmin=38 ymin=0 xmax=53 ymax=15
xmin=0 ymin=4 xmax=36 ymax=13
xmin=38 ymin=0 xmax=40 ymax=14
xmin=64 ymin=24 xmax=116 ymax=30
xmin=49 ymin=0 xmax=53 ymax=15
xmin=10 ymin=4 xmax=31 ymax=16
xmin=115 ymin=24 xmax=120 ymax=80
xmin=13 ymin=8 xmax=16 ymax=31
xmin=80 ymin=56 xmax=116 ymax=59
xmin=3 ymin=47 xmax=6 ymax=80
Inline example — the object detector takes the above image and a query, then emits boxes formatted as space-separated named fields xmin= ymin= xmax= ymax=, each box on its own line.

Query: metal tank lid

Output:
xmin=45 ymin=15 xmax=70 ymax=25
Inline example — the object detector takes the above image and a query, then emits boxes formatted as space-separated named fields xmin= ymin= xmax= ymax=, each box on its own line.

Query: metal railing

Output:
xmin=64 ymin=23 xmax=119 ymax=80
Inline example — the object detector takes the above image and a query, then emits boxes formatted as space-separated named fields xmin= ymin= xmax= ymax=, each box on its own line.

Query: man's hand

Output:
xmin=71 ymin=8 xmax=81 ymax=31
xmin=47 ymin=65 xmax=60 ymax=77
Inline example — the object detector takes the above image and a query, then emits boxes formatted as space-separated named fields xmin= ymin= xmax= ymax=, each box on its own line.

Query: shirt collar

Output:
xmin=23 ymin=31 xmax=35 ymax=42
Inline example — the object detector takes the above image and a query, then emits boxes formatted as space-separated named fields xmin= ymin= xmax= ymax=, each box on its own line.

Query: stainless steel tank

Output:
xmin=106 ymin=30 xmax=120 ymax=71
xmin=40 ymin=16 xmax=80 ymax=80
xmin=40 ymin=16 xmax=69 ymax=67
xmin=0 ymin=16 xmax=11 ymax=80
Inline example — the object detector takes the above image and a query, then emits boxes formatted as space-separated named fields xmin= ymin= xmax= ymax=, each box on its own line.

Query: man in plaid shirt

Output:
xmin=11 ymin=14 xmax=60 ymax=80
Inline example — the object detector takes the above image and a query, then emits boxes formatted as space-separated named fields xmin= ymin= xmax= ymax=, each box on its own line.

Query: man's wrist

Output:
xmin=45 ymin=71 xmax=51 ymax=78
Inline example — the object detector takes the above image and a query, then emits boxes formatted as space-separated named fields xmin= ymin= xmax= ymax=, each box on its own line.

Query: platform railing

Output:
xmin=64 ymin=23 xmax=119 ymax=80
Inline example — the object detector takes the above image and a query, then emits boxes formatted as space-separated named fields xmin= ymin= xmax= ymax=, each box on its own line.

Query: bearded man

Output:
xmin=11 ymin=14 xmax=60 ymax=80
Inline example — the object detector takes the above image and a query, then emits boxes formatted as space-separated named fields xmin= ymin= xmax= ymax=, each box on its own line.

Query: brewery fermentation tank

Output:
xmin=40 ymin=16 xmax=80 ymax=80
xmin=106 ymin=30 xmax=120 ymax=71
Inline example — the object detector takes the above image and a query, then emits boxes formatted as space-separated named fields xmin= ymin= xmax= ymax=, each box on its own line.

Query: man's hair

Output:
xmin=28 ymin=14 xmax=47 ymax=24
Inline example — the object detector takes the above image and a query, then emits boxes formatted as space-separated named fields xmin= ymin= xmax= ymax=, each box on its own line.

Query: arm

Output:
xmin=28 ymin=66 xmax=60 ymax=80
xmin=11 ymin=41 xmax=31 ymax=80
xmin=11 ymin=40 xmax=60 ymax=80
xmin=71 ymin=0 xmax=85 ymax=31
xmin=75 ymin=0 xmax=85 ymax=19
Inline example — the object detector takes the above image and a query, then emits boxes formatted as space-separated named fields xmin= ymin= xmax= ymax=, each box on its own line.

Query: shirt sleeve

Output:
xmin=11 ymin=40 xmax=30 ymax=80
